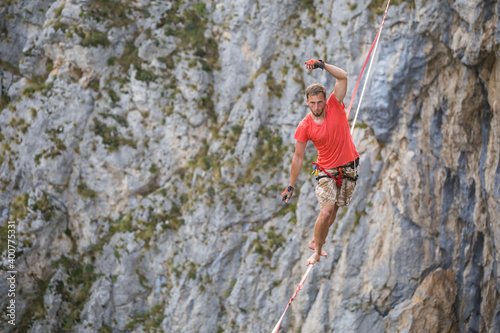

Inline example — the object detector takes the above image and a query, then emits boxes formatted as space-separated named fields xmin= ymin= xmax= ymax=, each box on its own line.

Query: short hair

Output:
xmin=306 ymin=83 xmax=326 ymax=99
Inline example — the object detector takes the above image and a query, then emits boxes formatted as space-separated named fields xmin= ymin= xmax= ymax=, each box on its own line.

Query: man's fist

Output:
xmin=305 ymin=59 xmax=325 ymax=70
xmin=281 ymin=185 xmax=294 ymax=202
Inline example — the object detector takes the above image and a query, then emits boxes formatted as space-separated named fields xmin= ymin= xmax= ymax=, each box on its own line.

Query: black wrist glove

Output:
xmin=305 ymin=59 xmax=325 ymax=70
xmin=281 ymin=185 xmax=295 ymax=202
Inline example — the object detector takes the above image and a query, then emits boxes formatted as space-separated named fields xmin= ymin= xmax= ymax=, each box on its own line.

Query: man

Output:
xmin=281 ymin=59 xmax=360 ymax=266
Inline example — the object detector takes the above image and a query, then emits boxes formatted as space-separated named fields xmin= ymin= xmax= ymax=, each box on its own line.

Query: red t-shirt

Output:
xmin=294 ymin=93 xmax=359 ymax=169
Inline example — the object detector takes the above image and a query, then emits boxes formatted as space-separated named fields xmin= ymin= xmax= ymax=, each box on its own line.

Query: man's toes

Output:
xmin=306 ymin=254 xmax=320 ymax=265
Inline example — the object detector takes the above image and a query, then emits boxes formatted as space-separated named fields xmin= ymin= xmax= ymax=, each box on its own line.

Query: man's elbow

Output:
xmin=339 ymin=71 xmax=348 ymax=81
xmin=293 ymin=154 xmax=304 ymax=165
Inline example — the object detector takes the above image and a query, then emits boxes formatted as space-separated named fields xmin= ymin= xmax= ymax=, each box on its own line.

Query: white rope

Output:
xmin=350 ymin=3 xmax=390 ymax=135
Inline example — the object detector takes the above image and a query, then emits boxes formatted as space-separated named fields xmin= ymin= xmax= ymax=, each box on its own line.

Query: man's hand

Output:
xmin=305 ymin=59 xmax=325 ymax=70
xmin=281 ymin=185 xmax=294 ymax=202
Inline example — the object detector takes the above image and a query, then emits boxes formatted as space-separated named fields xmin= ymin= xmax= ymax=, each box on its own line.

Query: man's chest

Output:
xmin=309 ymin=117 xmax=342 ymax=147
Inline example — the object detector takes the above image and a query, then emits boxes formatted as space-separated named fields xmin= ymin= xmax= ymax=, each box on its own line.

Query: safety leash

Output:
xmin=346 ymin=0 xmax=391 ymax=134
xmin=271 ymin=264 xmax=314 ymax=333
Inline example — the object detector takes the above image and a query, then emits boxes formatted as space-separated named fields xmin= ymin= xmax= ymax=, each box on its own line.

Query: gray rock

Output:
xmin=0 ymin=0 xmax=499 ymax=333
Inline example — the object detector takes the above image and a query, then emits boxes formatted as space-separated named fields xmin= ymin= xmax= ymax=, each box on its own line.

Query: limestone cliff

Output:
xmin=0 ymin=0 xmax=499 ymax=332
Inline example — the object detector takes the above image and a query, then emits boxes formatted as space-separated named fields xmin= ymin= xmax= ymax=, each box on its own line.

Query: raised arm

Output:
xmin=305 ymin=60 xmax=348 ymax=103
xmin=324 ymin=63 xmax=348 ymax=103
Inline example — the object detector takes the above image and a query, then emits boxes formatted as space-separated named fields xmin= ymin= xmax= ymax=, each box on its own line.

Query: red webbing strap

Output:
xmin=312 ymin=162 xmax=342 ymax=187
xmin=346 ymin=0 xmax=391 ymax=118
xmin=271 ymin=264 xmax=314 ymax=333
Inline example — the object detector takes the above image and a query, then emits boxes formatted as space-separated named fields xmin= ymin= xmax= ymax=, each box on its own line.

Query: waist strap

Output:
xmin=312 ymin=162 xmax=343 ymax=187
xmin=312 ymin=158 xmax=359 ymax=187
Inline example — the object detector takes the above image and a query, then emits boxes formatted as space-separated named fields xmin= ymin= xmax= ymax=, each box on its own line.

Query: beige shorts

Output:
xmin=315 ymin=164 xmax=358 ymax=208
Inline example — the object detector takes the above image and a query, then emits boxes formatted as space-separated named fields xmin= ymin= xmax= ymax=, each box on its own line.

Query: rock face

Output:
xmin=0 ymin=0 xmax=499 ymax=332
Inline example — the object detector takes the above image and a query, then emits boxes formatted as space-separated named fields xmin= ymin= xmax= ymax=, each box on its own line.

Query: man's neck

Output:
xmin=310 ymin=111 xmax=326 ymax=124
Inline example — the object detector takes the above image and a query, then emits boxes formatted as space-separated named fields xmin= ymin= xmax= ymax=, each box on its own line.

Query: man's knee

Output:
xmin=320 ymin=205 xmax=338 ymax=219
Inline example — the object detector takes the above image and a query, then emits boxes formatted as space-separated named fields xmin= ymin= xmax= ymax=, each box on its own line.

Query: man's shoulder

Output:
xmin=294 ymin=113 xmax=311 ymax=142
xmin=298 ymin=113 xmax=312 ymax=127
xmin=327 ymin=93 xmax=346 ymax=114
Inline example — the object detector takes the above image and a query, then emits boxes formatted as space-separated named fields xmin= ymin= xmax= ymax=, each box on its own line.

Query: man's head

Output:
xmin=306 ymin=84 xmax=327 ymax=118
xmin=306 ymin=84 xmax=326 ymax=99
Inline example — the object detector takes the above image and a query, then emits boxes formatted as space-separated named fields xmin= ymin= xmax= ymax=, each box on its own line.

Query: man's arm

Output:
xmin=283 ymin=141 xmax=307 ymax=202
xmin=324 ymin=63 xmax=348 ymax=103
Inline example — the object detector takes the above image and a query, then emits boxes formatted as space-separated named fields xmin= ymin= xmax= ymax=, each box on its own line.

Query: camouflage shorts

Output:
xmin=315 ymin=163 xmax=358 ymax=208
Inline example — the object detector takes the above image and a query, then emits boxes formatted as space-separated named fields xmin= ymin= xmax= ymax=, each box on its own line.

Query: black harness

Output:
xmin=315 ymin=157 xmax=360 ymax=184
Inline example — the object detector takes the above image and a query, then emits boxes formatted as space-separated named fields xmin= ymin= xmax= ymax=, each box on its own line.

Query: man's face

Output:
xmin=306 ymin=93 xmax=326 ymax=118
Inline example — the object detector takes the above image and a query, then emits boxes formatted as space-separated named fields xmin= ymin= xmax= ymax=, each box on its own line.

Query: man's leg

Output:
xmin=308 ymin=204 xmax=339 ymax=253
xmin=306 ymin=204 xmax=339 ymax=265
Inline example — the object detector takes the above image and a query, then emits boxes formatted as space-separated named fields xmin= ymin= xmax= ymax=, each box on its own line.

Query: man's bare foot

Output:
xmin=308 ymin=239 xmax=328 ymax=258
xmin=306 ymin=252 xmax=321 ymax=265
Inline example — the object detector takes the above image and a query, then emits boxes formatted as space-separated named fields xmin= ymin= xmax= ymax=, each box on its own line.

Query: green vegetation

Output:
xmin=276 ymin=200 xmax=298 ymax=225
xmin=77 ymin=178 xmax=97 ymax=200
xmin=134 ymin=205 xmax=184 ymax=246
xmin=136 ymin=268 xmax=149 ymax=289
xmin=115 ymin=40 xmax=139 ymax=71
xmin=9 ymin=117 xmax=29 ymax=133
xmin=347 ymin=2 xmax=358 ymax=10
xmin=0 ymin=93 xmax=11 ymax=111
xmin=187 ymin=262 xmax=197 ymax=280
xmin=197 ymin=85 xmax=216 ymax=122
xmin=0 ymin=59 xmax=20 ymax=76
xmin=18 ymin=255 xmax=99 ymax=331
xmin=189 ymin=139 xmax=219 ymax=172
xmin=54 ymin=257 xmax=100 ymax=330
xmin=10 ymin=193 xmax=29 ymax=221
xmin=32 ymin=192 xmax=56 ymax=221
xmin=0 ymin=193 xmax=41 ymax=253
xmin=22 ymin=74 xmax=53 ymax=98
xmin=135 ymin=67 xmax=156 ymax=81
xmin=0 ymin=59 xmax=17 ymax=107
xmin=52 ymin=20 xmax=69 ymax=32
xmin=149 ymin=163 xmax=159 ymax=174
xmin=336 ymin=207 xmax=348 ymax=220
xmin=92 ymin=118 xmax=136 ymax=152
xmin=247 ymin=127 xmax=284 ymax=175
xmin=151 ymin=205 xmax=184 ymax=231
xmin=17 ymin=271 xmax=55 ymax=331
xmin=99 ymin=112 xmax=128 ymax=127
xmin=80 ymin=29 xmax=110 ymax=47
xmin=265 ymin=73 xmax=283 ymax=99
xmin=106 ymin=88 xmax=120 ymax=104
xmin=299 ymin=0 xmax=316 ymax=20
xmin=252 ymin=226 xmax=286 ymax=264
xmin=110 ymin=38 xmax=157 ymax=82
xmin=125 ymin=304 xmax=164 ymax=331
xmin=87 ymin=214 xmax=133 ymax=258
xmin=351 ymin=210 xmax=367 ymax=233
xmin=368 ymin=0 xmax=414 ymax=15
xmin=44 ymin=127 xmax=67 ymax=159
xmin=81 ymin=0 xmax=134 ymax=27
xmin=99 ymin=324 xmax=113 ymax=333
xmin=226 ymin=279 xmax=237 ymax=296
xmin=161 ymin=3 xmax=219 ymax=71
xmin=54 ymin=3 xmax=64 ymax=18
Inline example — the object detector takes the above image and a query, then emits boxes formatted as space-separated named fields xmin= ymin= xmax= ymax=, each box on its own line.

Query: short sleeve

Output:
xmin=327 ymin=92 xmax=346 ymax=115
xmin=294 ymin=118 xmax=309 ymax=143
